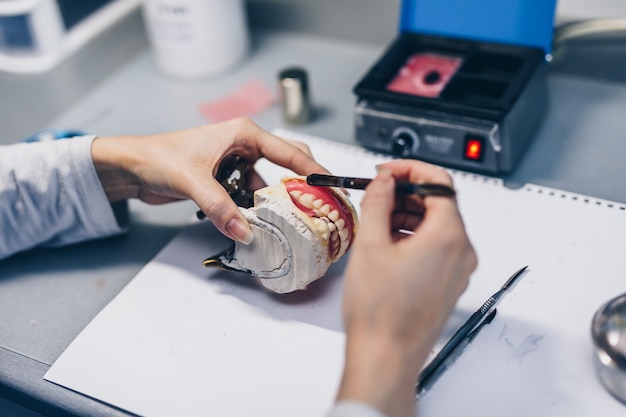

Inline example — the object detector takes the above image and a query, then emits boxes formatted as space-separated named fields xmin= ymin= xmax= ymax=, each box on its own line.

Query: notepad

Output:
xmin=45 ymin=130 xmax=626 ymax=417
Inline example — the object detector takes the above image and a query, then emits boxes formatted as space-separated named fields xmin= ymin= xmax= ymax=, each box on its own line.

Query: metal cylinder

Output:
xmin=278 ymin=67 xmax=311 ymax=124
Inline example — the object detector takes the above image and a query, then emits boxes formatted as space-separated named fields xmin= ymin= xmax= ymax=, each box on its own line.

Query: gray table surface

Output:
xmin=2 ymin=9 xmax=626 ymax=417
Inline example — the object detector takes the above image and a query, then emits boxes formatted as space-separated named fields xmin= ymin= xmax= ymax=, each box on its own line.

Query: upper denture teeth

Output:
xmin=312 ymin=199 xmax=324 ymax=209
xmin=299 ymin=193 xmax=315 ymax=207
xmin=289 ymin=190 xmax=303 ymax=199
xmin=320 ymin=204 xmax=331 ymax=215
xmin=335 ymin=218 xmax=345 ymax=231
xmin=328 ymin=210 xmax=339 ymax=222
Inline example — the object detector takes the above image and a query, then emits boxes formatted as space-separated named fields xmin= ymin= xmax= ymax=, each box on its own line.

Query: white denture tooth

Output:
xmin=300 ymin=193 xmax=315 ymax=207
xmin=289 ymin=190 xmax=303 ymax=199
xmin=336 ymin=238 xmax=350 ymax=259
xmin=335 ymin=218 xmax=345 ymax=230
xmin=328 ymin=210 xmax=339 ymax=221
xmin=312 ymin=199 xmax=324 ymax=209
xmin=340 ymin=236 xmax=350 ymax=251
xmin=312 ymin=217 xmax=325 ymax=227
xmin=320 ymin=204 xmax=331 ymax=215
xmin=339 ymin=228 xmax=349 ymax=242
xmin=327 ymin=222 xmax=336 ymax=232
xmin=316 ymin=219 xmax=329 ymax=233
xmin=330 ymin=230 xmax=339 ymax=242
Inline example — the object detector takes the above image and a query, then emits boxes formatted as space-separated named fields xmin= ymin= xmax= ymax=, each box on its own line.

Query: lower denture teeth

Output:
xmin=326 ymin=231 xmax=337 ymax=254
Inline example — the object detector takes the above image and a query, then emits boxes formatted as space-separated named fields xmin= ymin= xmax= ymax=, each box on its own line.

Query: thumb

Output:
xmin=193 ymin=179 xmax=254 ymax=245
xmin=358 ymin=168 xmax=395 ymax=244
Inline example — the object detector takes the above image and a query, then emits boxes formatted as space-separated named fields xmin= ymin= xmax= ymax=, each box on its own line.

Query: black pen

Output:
xmin=306 ymin=174 xmax=456 ymax=197
xmin=416 ymin=309 xmax=498 ymax=399
xmin=415 ymin=265 xmax=528 ymax=397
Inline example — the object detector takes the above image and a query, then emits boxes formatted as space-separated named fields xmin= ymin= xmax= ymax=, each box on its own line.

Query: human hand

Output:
xmin=336 ymin=160 xmax=477 ymax=417
xmin=91 ymin=118 xmax=329 ymax=244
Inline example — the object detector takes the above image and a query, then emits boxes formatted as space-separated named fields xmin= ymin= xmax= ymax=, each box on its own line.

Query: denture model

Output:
xmin=204 ymin=176 xmax=358 ymax=293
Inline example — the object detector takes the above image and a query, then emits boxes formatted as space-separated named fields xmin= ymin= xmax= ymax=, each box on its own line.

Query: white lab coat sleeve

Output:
xmin=326 ymin=401 xmax=387 ymax=417
xmin=0 ymin=135 xmax=128 ymax=260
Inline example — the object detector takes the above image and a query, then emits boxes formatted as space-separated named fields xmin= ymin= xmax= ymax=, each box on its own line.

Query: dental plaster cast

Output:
xmin=207 ymin=177 xmax=358 ymax=293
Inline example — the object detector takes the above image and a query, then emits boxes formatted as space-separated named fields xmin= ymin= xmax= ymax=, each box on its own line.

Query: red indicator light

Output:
xmin=464 ymin=137 xmax=484 ymax=161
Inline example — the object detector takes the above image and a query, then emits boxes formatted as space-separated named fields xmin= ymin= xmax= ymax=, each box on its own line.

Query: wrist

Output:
xmin=91 ymin=136 xmax=142 ymax=202
xmin=337 ymin=333 xmax=424 ymax=417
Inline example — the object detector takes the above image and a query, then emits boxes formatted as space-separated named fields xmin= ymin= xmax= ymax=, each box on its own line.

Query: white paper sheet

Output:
xmin=45 ymin=130 xmax=626 ymax=416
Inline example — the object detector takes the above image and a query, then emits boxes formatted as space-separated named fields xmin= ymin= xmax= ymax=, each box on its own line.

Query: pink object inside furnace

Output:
xmin=386 ymin=53 xmax=463 ymax=98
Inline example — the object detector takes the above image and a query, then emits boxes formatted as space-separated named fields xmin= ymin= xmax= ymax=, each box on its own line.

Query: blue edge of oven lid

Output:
xmin=399 ymin=0 xmax=557 ymax=56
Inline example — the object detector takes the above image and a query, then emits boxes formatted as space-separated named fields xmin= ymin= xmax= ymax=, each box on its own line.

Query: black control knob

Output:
xmin=391 ymin=128 xmax=418 ymax=157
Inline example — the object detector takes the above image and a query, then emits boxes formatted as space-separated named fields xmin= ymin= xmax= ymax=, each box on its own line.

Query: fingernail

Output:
xmin=374 ymin=163 xmax=390 ymax=173
xmin=226 ymin=218 xmax=254 ymax=245
xmin=376 ymin=168 xmax=393 ymax=182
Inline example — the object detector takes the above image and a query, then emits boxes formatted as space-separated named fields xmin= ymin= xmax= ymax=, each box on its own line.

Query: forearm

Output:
xmin=0 ymin=136 xmax=126 ymax=259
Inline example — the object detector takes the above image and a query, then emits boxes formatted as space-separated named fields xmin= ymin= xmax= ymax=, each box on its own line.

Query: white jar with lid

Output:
xmin=141 ymin=0 xmax=249 ymax=79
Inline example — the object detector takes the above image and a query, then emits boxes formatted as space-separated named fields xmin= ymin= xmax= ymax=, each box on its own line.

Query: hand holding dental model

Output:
xmin=91 ymin=117 xmax=330 ymax=246
xmin=93 ymin=117 xmax=357 ymax=294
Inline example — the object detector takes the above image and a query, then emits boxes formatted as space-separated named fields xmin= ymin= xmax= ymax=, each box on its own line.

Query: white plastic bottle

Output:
xmin=141 ymin=0 xmax=249 ymax=79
